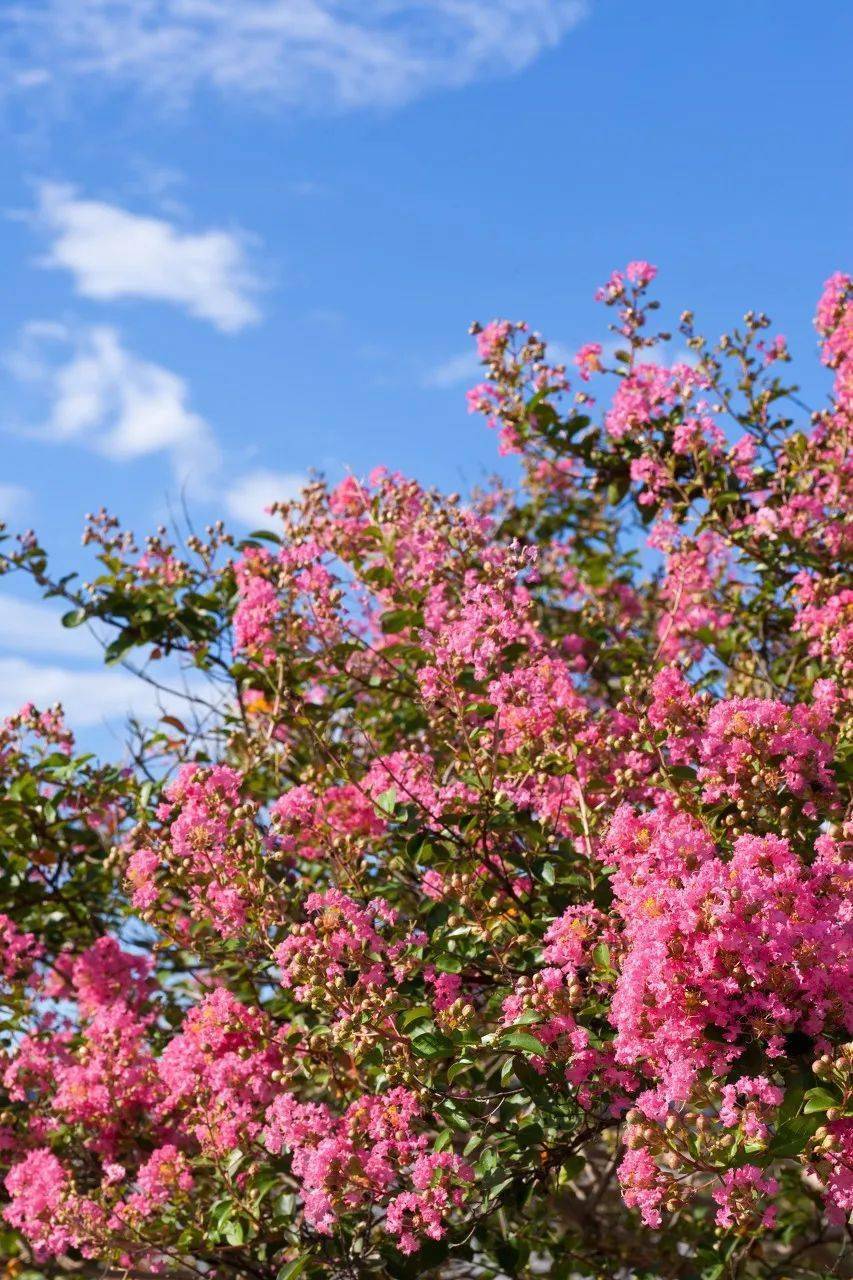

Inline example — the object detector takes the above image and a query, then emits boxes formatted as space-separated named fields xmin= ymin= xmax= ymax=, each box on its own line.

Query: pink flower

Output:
xmin=0 ymin=914 xmax=42 ymax=985
xmin=712 ymin=1166 xmax=778 ymax=1230
xmin=476 ymin=320 xmax=511 ymax=361
xmin=4 ymin=1149 xmax=72 ymax=1257
xmin=128 ymin=1145 xmax=193 ymax=1217
xmin=626 ymin=261 xmax=658 ymax=287
xmin=574 ymin=341 xmax=603 ymax=381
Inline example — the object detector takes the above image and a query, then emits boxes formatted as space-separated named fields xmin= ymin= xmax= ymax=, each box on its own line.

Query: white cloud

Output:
xmin=8 ymin=322 xmax=218 ymax=486
xmin=13 ymin=68 xmax=52 ymax=88
xmin=0 ymin=483 xmax=31 ymax=522
xmin=0 ymin=653 xmax=216 ymax=728
xmin=224 ymin=468 xmax=308 ymax=525
xmin=0 ymin=593 xmax=225 ymax=732
xmin=0 ymin=656 xmax=164 ymax=726
xmin=5 ymin=2 xmax=588 ymax=111
xmin=34 ymin=183 xmax=261 ymax=332
xmin=423 ymin=350 xmax=480 ymax=390
xmin=0 ymin=594 xmax=103 ymax=660
xmin=6 ymin=327 xmax=318 ymax=513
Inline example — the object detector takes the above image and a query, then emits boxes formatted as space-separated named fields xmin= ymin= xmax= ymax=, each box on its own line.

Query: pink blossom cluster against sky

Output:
xmin=0 ymin=2 xmax=850 ymax=738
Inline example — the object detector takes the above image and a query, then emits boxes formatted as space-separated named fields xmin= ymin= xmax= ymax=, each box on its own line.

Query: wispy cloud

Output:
xmin=5 ymin=323 xmax=312 ymax=515
xmin=7 ymin=322 xmax=218 ymax=486
xmin=0 ymin=594 xmax=157 ymax=727
xmin=0 ymin=655 xmax=171 ymax=726
xmin=422 ymin=350 xmax=480 ymax=390
xmin=0 ymin=483 xmax=31 ymax=522
xmin=224 ymin=468 xmax=308 ymax=526
xmin=33 ymin=183 xmax=261 ymax=332
xmin=0 ymin=594 xmax=223 ymax=733
xmin=0 ymin=593 xmax=103 ymax=660
xmin=4 ymin=2 xmax=588 ymax=111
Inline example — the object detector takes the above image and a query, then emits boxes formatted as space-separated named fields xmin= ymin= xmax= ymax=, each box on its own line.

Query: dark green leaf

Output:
xmin=409 ymin=1031 xmax=454 ymax=1059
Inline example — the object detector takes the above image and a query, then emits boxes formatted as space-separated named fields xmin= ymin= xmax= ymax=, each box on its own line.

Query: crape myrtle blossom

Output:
xmin=0 ymin=264 xmax=851 ymax=1279
xmin=0 ymin=914 xmax=42 ymax=985
xmin=261 ymin=1088 xmax=472 ymax=1252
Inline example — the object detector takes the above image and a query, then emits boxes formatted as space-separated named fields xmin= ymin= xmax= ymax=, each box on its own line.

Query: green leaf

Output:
xmin=208 ymin=1198 xmax=235 ymax=1233
xmin=437 ymin=1100 xmax=470 ymax=1132
xmin=447 ymin=1058 xmax=474 ymax=1084
xmin=668 ymin=765 xmax=697 ymax=782
xmin=557 ymin=1155 xmax=584 ymax=1183
xmin=516 ymin=1122 xmax=544 ymax=1147
xmin=224 ymin=1220 xmax=245 ymax=1246
xmin=277 ymin=1258 xmax=309 ymax=1280
xmin=510 ymin=1009 xmax=543 ymax=1027
xmin=433 ymin=1128 xmax=453 ymax=1152
xmin=803 ymin=1087 xmax=837 ymax=1114
xmin=103 ymin=630 xmax=138 ymax=665
xmin=495 ymin=1242 xmax=520 ymax=1272
xmin=409 ymin=1031 xmax=454 ymax=1059
xmin=380 ymin=608 xmax=423 ymax=635
xmin=375 ymin=786 xmax=398 ymax=816
xmin=485 ymin=1174 xmax=515 ymax=1202
xmin=251 ymin=1171 xmax=281 ymax=1201
xmin=500 ymin=1030 xmax=547 ymax=1056
xmin=776 ymin=1085 xmax=804 ymax=1126
xmin=61 ymin=608 xmax=87 ymax=628
xmin=247 ymin=529 xmax=284 ymax=543
xmin=398 ymin=1005 xmax=433 ymax=1030
xmin=765 ymin=1113 xmax=822 ymax=1160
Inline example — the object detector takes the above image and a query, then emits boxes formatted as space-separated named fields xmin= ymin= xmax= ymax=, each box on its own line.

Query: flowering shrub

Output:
xmin=0 ymin=265 xmax=851 ymax=1279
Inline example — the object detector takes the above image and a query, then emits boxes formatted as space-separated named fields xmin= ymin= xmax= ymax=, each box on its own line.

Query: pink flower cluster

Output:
xmin=124 ymin=1144 xmax=194 ymax=1219
xmin=815 ymin=271 xmax=852 ymax=408
xmin=595 ymin=260 xmax=658 ymax=303
xmin=275 ymin=889 xmax=422 ymax=1014
xmin=263 ymin=1088 xmax=472 ymax=1254
xmin=712 ymin=1166 xmax=779 ymax=1231
xmin=271 ymin=779 xmax=385 ymax=861
xmin=0 ymin=913 xmax=41 ymax=984
xmin=128 ymin=764 xmax=262 ymax=936
xmin=158 ymin=987 xmax=283 ymax=1154
xmin=233 ymin=548 xmax=281 ymax=658
xmin=3 ymin=263 xmax=852 ymax=1270
xmin=4 ymin=1149 xmax=74 ymax=1259
xmin=605 ymin=805 xmax=852 ymax=1111
xmin=605 ymin=363 xmax=700 ymax=442
xmin=696 ymin=695 xmax=837 ymax=815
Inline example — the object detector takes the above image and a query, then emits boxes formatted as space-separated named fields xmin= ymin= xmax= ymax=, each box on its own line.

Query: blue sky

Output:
xmin=0 ymin=1 xmax=850 ymax=736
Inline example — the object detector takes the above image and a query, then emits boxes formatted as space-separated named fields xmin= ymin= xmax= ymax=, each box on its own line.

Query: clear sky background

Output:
xmin=0 ymin=0 xmax=850 ymax=740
